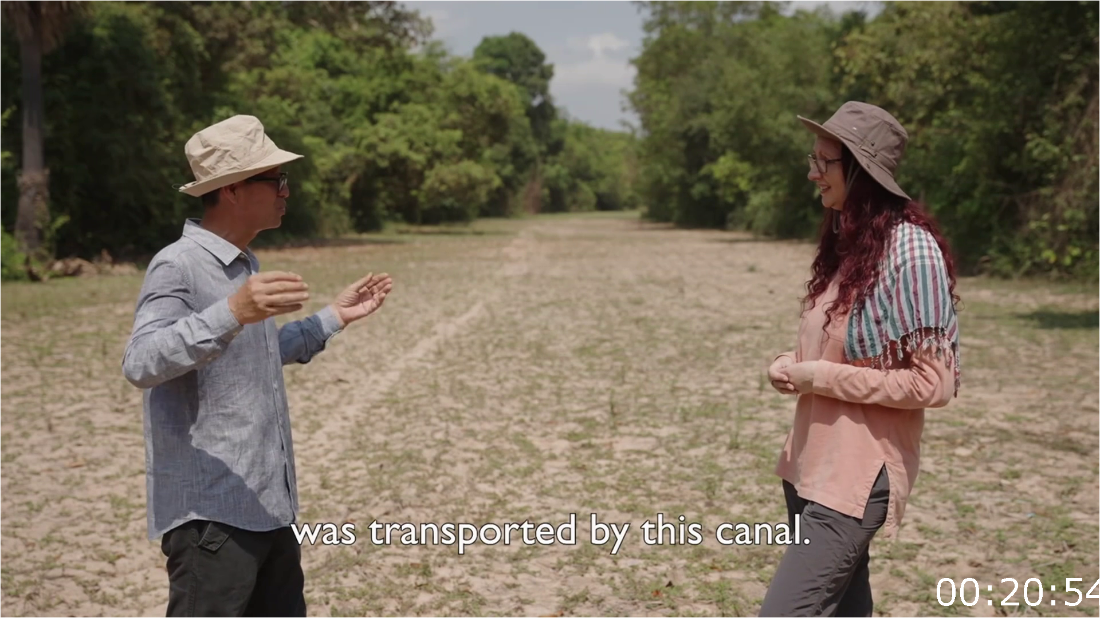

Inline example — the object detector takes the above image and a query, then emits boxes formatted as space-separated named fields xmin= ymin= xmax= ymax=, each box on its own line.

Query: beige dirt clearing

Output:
xmin=2 ymin=212 xmax=1097 ymax=617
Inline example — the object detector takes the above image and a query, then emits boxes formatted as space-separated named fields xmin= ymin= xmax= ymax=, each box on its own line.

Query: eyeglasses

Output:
xmin=246 ymin=172 xmax=289 ymax=193
xmin=808 ymin=154 xmax=842 ymax=175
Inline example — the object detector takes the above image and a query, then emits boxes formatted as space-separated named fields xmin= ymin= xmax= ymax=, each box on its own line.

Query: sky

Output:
xmin=403 ymin=1 xmax=883 ymax=132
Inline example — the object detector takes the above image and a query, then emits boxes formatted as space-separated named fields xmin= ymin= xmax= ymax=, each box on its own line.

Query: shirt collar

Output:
xmin=182 ymin=218 xmax=248 ymax=266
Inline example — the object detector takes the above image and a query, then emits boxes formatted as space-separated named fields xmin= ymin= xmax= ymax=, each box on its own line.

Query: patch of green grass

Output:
xmin=696 ymin=579 xmax=747 ymax=616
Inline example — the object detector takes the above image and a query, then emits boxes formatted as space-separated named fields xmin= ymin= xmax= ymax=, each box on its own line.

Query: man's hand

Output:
xmin=228 ymin=271 xmax=310 ymax=325
xmin=332 ymin=272 xmax=393 ymax=327
xmin=782 ymin=361 xmax=819 ymax=395
xmin=769 ymin=355 xmax=797 ymax=395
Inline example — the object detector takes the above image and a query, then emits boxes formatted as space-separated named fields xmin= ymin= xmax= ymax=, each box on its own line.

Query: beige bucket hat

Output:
xmin=178 ymin=115 xmax=303 ymax=197
xmin=798 ymin=101 xmax=911 ymax=201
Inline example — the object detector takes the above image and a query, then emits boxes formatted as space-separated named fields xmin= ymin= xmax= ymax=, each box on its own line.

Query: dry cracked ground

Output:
xmin=2 ymin=211 xmax=1098 ymax=617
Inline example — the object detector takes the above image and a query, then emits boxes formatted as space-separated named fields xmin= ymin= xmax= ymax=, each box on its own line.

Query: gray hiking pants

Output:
xmin=758 ymin=466 xmax=890 ymax=617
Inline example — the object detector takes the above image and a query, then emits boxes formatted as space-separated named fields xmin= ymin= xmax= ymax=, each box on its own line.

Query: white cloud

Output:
xmin=566 ymin=32 xmax=630 ymax=56
xmin=785 ymin=1 xmax=884 ymax=16
xmin=553 ymin=32 xmax=636 ymax=93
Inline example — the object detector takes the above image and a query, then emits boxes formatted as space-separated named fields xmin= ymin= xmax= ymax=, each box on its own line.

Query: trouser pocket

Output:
xmin=197 ymin=520 xmax=232 ymax=553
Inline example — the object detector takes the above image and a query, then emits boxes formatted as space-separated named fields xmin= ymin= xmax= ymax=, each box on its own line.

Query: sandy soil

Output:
xmin=2 ymin=212 xmax=1097 ymax=617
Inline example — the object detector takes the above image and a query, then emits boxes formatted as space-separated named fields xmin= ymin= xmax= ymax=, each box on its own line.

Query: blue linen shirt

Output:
xmin=122 ymin=219 xmax=343 ymax=540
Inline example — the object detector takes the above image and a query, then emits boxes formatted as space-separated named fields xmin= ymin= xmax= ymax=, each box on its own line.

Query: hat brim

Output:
xmin=798 ymin=115 xmax=843 ymax=144
xmin=797 ymin=115 xmax=911 ymax=201
xmin=178 ymin=148 xmax=304 ymax=197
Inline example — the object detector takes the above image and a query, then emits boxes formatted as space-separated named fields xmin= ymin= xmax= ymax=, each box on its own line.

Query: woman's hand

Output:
xmin=782 ymin=361 xmax=819 ymax=394
xmin=768 ymin=355 xmax=797 ymax=395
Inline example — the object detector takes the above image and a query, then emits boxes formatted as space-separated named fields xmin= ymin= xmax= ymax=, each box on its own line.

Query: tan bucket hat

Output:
xmin=178 ymin=115 xmax=303 ymax=197
xmin=798 ymin=101 xmax=911 ymax=201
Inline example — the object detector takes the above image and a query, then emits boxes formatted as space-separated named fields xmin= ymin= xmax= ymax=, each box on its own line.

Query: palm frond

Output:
xmin=1 ymin=1 xmax=87 ymax=53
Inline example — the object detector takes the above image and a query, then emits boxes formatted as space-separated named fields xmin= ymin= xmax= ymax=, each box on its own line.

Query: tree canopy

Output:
xmin=627 ymin=0 xmax=1098 ymax=277
xmin=0 ymin=1 xmax=637 ymax=275
xmin=1 ymin=1 xmax=1094 ymax=280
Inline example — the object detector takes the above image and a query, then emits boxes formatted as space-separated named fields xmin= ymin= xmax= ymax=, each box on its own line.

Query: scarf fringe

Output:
xmin=859 ymin=327 xmax=961 ymax=397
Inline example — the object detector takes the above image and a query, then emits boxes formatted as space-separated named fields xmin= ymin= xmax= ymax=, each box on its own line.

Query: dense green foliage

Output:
xmin=628 ymin=0 xmax=1098 ymax=277
xmin=0 ymin=1 xmax=636 ymax=266
xmin=2 ymin=1 xmax=1095 ymax=280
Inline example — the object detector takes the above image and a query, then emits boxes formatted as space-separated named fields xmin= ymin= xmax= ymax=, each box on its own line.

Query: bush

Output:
xmin=1 ymin=229 xmax=27 ymax=281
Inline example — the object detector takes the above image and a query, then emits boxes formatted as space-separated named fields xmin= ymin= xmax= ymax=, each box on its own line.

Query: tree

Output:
xmin=0 ymin=2 xmax=639 ymax=274
xmin=473 ymin=32 xmax=557 ymax=153
xmin=1 ymin=1 xmax=83 ymax=277
xmin=835 ymin=1 xmax=1099 ymax=275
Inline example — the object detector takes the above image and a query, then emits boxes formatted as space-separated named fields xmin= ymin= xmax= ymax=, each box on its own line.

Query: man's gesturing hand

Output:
xmin=333 ymin=272 xmax=393 ymax=327
xmin=228 ymin=271 xmax=310 ymax=325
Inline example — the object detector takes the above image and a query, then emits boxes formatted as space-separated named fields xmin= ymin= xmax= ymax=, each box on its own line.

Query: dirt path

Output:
xmin=2 ymin=213 xmax=1097 ymax=616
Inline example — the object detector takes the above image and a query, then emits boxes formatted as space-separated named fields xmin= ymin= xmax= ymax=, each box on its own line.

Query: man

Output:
xmin=122 ymin=115 xmax=392 ymax=616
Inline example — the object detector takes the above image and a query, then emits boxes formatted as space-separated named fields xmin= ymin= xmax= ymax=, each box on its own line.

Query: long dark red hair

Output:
xmin=803 ymin=144 xmax=961 ymax=330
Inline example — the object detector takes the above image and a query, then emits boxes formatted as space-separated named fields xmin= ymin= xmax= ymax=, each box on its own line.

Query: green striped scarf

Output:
xmin=845 ymin=221 xmax=961 ymax=397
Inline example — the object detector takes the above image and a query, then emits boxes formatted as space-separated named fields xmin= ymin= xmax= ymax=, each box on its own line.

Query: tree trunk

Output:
xmin=13 ymin=3 xmax=51 ymax=278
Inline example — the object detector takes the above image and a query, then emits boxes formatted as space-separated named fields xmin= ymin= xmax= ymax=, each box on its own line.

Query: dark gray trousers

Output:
xmin=758 ymin=466 xmax=890 ymax=617
xmin=161 ymin=520 xmax=306 ymax=617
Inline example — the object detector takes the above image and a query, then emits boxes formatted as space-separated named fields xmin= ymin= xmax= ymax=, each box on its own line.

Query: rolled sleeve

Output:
xmin=316 ymin=304 xmax=345 ymax=338
xmin=278 ymin=305 xmax=344 ymax=365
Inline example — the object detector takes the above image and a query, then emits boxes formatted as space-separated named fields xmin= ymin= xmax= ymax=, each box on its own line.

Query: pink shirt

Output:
xmin=774 ymin=282 xmax=954 ymax=539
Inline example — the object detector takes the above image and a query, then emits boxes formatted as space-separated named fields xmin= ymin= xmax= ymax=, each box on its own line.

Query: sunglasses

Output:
xmin=246 ymin=172 xmax=289 ymax=193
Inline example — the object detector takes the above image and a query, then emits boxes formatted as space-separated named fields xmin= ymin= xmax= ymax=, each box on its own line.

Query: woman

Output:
xmin=759 ymin=102 xmax=961 ymax=617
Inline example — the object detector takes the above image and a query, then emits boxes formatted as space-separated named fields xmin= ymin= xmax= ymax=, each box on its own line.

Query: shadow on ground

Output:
xmin=708 ymin=236 xmax=803 ymax=245
xmin=392 ymin=228 xmax=512 ymax=237
xmin=1017 ymin=309 xmax=1098 ymax=330
xmin=264 ymin=237 xmax=408 ymax=250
